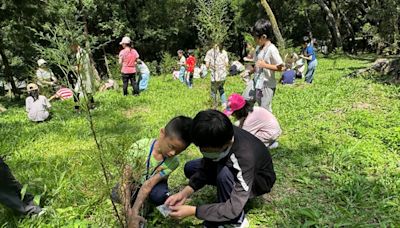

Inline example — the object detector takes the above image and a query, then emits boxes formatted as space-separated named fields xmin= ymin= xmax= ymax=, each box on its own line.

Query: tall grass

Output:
xmin=0 ymin=56 xmax=399 ymax=227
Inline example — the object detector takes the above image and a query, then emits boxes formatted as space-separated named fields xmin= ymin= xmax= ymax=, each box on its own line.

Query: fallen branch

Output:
xmin=347 ymin=58 xmax=400 ymax=83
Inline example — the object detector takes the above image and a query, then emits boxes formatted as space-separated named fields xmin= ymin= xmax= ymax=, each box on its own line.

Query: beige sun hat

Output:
xmin=37 ymin=59 xmax=47 ymax=67
xmin=27 ymin=83 xmax=39 ymax=92
xmin=119 ymin=36 xmax=131 ymax=45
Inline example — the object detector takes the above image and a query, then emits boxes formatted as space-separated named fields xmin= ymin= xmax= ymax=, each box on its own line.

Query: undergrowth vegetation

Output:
xmin=0 ymin=56 xmax=399 ymax=227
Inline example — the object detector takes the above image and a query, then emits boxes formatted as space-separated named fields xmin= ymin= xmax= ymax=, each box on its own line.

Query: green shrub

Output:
xmin=146 ymin=60 xmax=158 ymax=75
xmin=159 ymin=52 xmax=176 ymax=75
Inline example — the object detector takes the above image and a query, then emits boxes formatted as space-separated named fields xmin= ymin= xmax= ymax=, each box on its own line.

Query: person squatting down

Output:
xmin=224 ymin=93 xmax=281 ymax=149
xmin=111 ymin=116 xmax=193 ymax=228
xmin=166 ymin=110 xmax=276 ymax=228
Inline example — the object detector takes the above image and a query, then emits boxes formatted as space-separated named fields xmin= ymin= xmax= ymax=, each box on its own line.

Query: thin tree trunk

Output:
xmin=304 ymin=7 xmax=313 ymax=38
xmin=0 ymin=44 xmax=19 ymax=97
xmin=103 ymin=47 xmax=113 ymax=79
xmin=79 ymin=0 xmax=101 ymax=83
xmin=259 ymin=0 xmax=285 ymax=48
xmin=315 ymin=0 xmax=342 ymax=48
xmin=340 ymin=10 xmax=356 ymax=53
xmin=393 ymin=9 xmax=399 ymax=54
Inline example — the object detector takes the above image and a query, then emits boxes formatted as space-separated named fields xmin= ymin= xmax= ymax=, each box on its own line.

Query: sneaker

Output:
xmin=25 ymin=205 xmax=43 ymax=216
xmin=204 ymin=217 xmax=249 ymax=228
xmin=236 ymin=217 xmax=249 ymax=228
xmin=268 ymin=141 xmax=279 ymax=149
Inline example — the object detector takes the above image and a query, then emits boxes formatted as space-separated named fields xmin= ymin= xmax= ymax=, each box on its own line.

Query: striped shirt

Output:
xmin=56 ymin=88 xmax=73 ymax=100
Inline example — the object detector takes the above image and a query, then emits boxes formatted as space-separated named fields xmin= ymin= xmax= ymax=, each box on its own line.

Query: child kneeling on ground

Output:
xmin=111 ymin=116 xmax=193 ymax=227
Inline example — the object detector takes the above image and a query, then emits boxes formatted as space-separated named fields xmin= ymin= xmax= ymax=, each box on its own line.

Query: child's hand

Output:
xmin=127 ymin=209 xmax=146 ymax=228
xmin=255 ymin=59 xmax=266 ymax=68
xmin=127 ymin=213 xmax=146 ymax=228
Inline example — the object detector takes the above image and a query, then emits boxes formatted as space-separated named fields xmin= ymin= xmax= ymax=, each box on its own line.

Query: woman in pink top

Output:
xmin=119 ymin=36 xmax=140 ymax=96
xmin=224 ymin=93 xmax=281 ymax=148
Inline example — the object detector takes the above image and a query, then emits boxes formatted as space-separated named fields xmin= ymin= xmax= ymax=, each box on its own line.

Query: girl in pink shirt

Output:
xmin=119 ymin=36 xmax=140 ymax=96
xmin=224 ymin=93 xmax=281 ymax=148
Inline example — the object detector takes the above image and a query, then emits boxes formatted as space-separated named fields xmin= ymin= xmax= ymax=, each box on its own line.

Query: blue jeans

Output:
xmin=305 ymin=60 xmax=317 ymax=83
xmin=179 ymin=66 xmax=186 ymax=82
xmin=139 ymin=73 xmax=150 ymax=91
xmin=211 ymin=81 xmax=227 ymax=107
xmin=186 ymin=72 xmax=193 ymax=87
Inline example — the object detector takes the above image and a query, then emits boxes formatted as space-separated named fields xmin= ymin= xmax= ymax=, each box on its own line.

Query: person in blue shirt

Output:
xmin=280 ymin=63 xmax=295 ymax=84
xmin=300 ymin=36 xmax=317 ymax=83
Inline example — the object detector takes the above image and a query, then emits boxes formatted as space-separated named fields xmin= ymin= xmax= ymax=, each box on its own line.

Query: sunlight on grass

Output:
xmin=0 ymin=56 xmax=399 ymax=227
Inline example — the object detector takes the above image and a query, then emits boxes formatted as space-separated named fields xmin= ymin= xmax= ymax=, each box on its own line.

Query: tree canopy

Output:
xmin=1 ymin=0 xmax=399 ymax=94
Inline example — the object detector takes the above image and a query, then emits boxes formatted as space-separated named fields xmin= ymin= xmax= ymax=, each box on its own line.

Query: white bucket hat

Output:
xmin=27 ymin=83 xmax=39 ymax=92
xmin=119 ymin=36 xmax=131 ymax=45
xmin=37 ymin=59 xmax=47 ymax=67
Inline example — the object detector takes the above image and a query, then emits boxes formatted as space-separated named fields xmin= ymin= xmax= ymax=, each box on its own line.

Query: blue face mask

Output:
xmin=200 ymin=145 xmax=232 ymax=162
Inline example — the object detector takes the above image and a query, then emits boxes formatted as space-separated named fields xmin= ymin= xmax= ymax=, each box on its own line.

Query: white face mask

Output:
xmin=200 ymin=145 xmax=232 ymax=162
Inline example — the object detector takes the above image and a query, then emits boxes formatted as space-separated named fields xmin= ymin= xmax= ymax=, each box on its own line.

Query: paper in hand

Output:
xmin=156 ymin=204 xmax=171 ymax=217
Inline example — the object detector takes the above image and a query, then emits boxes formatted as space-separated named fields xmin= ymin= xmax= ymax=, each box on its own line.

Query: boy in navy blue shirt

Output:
xmin=280 ymin=63 xmax=295 ymax=84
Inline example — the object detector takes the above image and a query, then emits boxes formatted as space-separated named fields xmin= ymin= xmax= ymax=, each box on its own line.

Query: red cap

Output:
xmin=223 ymin=93 xmax=246 ymax=116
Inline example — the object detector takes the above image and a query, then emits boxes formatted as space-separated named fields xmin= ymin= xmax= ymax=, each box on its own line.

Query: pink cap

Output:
xmin=223 ymin=93 xmax=246 ymax=116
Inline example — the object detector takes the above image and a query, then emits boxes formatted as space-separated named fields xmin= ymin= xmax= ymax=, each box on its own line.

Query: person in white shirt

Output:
xmin=25 ymin=83 xmax=51 ymax=122
xmin=177 ymin=50 xmax=186 ymax=83
xmin=242 ymin=19 xmax=284 ymax=112
xmin=137 ymin=59 xmax=150 ymax=91
xmin=36 ymin=59 xmax=58 ymax=92
xmin=204 ymin=44 xmax=229 ymax=109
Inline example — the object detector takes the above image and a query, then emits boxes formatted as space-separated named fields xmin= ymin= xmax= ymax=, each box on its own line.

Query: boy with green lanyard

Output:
xmin=111 ymin=116 xmax=193 ymax=227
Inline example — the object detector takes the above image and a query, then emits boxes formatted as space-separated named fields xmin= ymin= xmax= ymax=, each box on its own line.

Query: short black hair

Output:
xmin=165 ymin=116 xmax=193 ymax=146
xmin=191 ymin=109 xmax=234 ymax=148
xmin=232 ymin=101 xmax=253 ymax=120
xmin=252 ymin=19 xmax=274 ymax=40
xmin=303 ymin=36 xmax=310 ymax=43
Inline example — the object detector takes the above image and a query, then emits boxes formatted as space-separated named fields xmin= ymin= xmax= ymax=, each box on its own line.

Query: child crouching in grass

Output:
xmin=111 ymin=116 xmax=193 ymax=227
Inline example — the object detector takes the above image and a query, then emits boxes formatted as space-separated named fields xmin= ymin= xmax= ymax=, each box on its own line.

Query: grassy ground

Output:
xmin=0 ymin=56 xmax=399 ymax=227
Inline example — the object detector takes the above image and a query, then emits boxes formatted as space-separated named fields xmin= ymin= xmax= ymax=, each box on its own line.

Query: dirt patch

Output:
xmin=123 ymin=107 xmax=150 ymax=118
xmin=0 ymin=104 xmax=6 ymax=113
xmin=352 ymin=102 xmax=373 ymax=110
xmin=263 ymin=186 xmax=298 ymax=203
xmin=331 ymin=108 xmax=346 ymax=115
